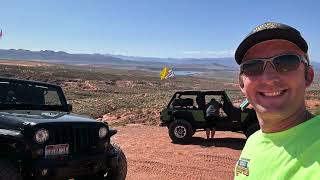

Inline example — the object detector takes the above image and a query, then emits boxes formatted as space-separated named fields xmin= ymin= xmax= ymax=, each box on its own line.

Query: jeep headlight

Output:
xmin=98 ymin=127 xmax=108 ymax=139
xmin=34 ymin=128 xmax=49 ymax=144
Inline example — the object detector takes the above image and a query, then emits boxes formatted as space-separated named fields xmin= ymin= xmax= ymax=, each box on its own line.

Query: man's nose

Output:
xmin=261 ymin=62 xmax=280 ymax=79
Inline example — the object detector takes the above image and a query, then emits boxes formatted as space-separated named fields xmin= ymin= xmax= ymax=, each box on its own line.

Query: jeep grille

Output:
xmin=48 ymin=126 xmax=99 ymax=154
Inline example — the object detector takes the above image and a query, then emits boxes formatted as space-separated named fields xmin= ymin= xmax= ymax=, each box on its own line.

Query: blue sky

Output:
xmin=0 ymin=0 xmax=319 ymax=62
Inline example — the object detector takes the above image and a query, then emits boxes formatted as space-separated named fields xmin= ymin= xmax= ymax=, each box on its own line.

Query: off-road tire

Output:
xmin=75 ymin=144 xmax=127 ymax=180
xmin=245 ymin=123 xmax=260 ymax=138
xmin=105 ymin=144 xmax=127 ymax=180
xmin=168 ymin=120 xmax=194 ymax=143
xmin=0 ymin=159 xmax=22 ymax=180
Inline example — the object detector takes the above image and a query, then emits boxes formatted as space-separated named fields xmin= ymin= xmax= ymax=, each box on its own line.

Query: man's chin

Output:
xmin=255 ymin=104 xmax=285 ymax=116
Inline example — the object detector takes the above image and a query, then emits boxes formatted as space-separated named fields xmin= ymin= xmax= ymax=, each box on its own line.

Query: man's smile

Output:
xmin=258 ymin=89 xmax=288 ymax=97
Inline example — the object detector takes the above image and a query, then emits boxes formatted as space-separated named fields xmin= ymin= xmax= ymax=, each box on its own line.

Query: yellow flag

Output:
xmin=160 ymin=67 xmax=169 ymax=80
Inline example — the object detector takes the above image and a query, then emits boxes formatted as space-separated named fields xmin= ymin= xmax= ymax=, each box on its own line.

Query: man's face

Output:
xmin=239 ymin=39 xmax=313 ymax=121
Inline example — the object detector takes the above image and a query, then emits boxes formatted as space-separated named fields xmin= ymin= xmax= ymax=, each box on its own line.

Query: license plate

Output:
xmin=45 ymin=144 xmax=69 ymax=158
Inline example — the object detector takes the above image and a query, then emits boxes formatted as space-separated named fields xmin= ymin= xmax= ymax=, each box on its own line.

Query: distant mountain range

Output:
xmin=0 ymin=49 xmax=319 ymax=72
xmin=0 ymin=49 xmax=140 ymax=65
xmin=106 ymin=53 xmax=239 ymax=68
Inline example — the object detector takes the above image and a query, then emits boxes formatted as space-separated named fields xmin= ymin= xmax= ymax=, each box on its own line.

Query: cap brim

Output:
xmin=235 ymin=28 xmax=308 ymax=64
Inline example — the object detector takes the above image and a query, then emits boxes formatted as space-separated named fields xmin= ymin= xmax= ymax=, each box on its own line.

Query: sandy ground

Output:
xmin=112 ymin=124 xmax=246 ymax=180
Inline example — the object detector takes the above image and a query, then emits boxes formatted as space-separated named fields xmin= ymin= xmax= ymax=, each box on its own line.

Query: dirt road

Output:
xmin=112 ymin=124 xmax=246 ymax=180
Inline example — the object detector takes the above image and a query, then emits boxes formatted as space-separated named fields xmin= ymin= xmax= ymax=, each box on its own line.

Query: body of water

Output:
xmin=174 ymin=71 xmax=202 ymax=76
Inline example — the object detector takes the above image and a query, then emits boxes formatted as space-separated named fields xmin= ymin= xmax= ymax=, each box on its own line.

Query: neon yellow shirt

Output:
xmin=234 ymin=115 xmax=320 ymax=180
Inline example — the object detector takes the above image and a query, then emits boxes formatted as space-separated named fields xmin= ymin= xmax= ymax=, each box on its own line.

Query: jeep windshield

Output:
xmin=0 ymin=80 xmax=68 ymax=111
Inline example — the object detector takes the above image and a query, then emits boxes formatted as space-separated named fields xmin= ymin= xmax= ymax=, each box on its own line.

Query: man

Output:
xmin=234 ymin=22 xmax=320 ymax=179
xmin=205 ymin=98 xmax=221 ymax=140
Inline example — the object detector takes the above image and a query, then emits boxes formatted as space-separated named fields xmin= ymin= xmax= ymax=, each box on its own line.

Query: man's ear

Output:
xmin=305 ymin=66 xmax=314 ymax=87
xmin=239 ymin=75 xmax=245 ymax=93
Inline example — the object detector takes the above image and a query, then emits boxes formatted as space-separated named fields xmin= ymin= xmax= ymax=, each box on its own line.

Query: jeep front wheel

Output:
xmin=75 ymin=144 xmax=127 ymax=180
xmin=168 ymin=120 xmax=194 ymax=143
xmin=0 ymin=159 xmax=22 ymax=180
xmin=105 ymin=144 xmax=127 ymax=180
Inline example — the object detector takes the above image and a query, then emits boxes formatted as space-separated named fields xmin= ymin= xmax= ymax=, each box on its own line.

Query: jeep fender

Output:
xmin=0 ymin=129 xmax=26 ymax=163
xmin=108 ymin=128 xmax=117 ymax=137
xmin=0 ymin=129 xmax=24 ymax=142
xmin=169 ymin=118 xmax=196 ymax=133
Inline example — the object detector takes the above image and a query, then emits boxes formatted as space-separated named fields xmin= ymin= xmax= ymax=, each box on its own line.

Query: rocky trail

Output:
xmin=112 ymin=124 xmax=246 ymax=180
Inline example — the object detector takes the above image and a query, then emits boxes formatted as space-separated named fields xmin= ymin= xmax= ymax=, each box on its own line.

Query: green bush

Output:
xmin=315 ymin=108 xmax=320 ymax=115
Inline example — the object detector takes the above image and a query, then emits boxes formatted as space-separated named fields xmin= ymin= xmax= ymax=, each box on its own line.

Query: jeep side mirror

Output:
xmin=67 ymin=104 xmax=73 ymax=112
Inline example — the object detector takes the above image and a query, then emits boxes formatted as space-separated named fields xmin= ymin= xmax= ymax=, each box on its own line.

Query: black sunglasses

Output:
xmin=240 ymin=54 xmax=309 ymax=76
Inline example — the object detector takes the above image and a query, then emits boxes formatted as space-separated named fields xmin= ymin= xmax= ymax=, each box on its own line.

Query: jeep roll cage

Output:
xmin=167 ymin=90 xmax=232 ymax=114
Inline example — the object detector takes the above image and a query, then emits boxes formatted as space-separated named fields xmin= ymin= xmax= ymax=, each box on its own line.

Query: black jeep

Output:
xmin=160 ymin=91 xmax=260 ymax=143
xmin=0 ymin=77 xmax=127 ymax=180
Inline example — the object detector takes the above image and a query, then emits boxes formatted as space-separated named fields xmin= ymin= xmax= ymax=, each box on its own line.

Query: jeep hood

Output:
xmin=0 ymin=111 xmax=99 ymax=131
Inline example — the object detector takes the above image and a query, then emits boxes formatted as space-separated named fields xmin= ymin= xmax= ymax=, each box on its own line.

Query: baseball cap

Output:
xmin=235 ymin=22 xmax=308 ymax=64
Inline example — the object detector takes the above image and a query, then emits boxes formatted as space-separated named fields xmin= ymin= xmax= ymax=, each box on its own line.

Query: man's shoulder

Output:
xmin=213 ymin=100 xmax=220 ymax=105
xmin=303 ymin=115 xmax=320 ymax=134
xmin=307 ymin=115 xmax=320 ymax=122
xmin=249 ymin=129 xmax=262 ymax=139
xmin=299 ymin=115 xmax=320 ymax=142
xmin=242 ymin=130 xmax=262 ymax=148
xmin=312 ymin=115 xmax=320 ymax=121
